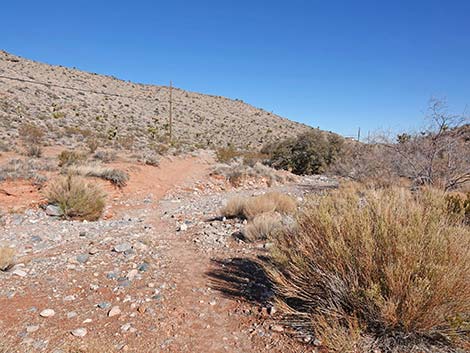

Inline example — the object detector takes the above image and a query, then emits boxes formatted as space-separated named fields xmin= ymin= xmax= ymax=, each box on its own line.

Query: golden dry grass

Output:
xmin=66 ymin=163 xmax=129 ymax=187
xmin=45 ymin=175 xmax=106 ymax=221
xmin=221 ymin=192 xmax=297 ymax=220
xmin=268 ymin=187 xmax=470 ymax=352
xmin=0 ymin=247 xmax=15 ymax=271
xmin=244 ymin=212 xmax=282 ymax=241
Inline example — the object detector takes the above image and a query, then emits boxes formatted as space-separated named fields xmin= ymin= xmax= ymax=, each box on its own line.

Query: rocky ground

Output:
xmin=0 ymin=151 xmax=337 ymax=353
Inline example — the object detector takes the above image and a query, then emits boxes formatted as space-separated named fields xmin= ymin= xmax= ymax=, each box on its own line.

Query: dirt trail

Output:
xmin=0 ymin=153 xmax=308 ymax=352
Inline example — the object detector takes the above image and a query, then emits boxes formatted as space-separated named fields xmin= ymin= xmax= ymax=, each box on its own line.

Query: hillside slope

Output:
xmin=0 ymin=50 xmax=311 ymax=152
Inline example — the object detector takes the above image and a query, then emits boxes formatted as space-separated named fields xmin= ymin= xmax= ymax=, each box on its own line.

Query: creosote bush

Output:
xmin=45 ymin=175 xmax=106 ymax=221
xmin=268 ymin=187 xmax=470 ymax=352
xmin=221 ymin=192 xmax=297 ymax=220
xmin=263 ymin=130 xmax=343 ymax=175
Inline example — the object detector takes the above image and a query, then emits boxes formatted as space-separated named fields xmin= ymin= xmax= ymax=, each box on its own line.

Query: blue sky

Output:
xmin=1 ymin=0 xmax=469 ymax=137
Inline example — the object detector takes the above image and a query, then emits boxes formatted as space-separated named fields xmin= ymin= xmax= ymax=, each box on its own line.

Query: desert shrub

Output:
xmin=268 ymin=187 xmax=470 ymax=352
xmin=263 ymin=130 xmax=343 ymax=175
xmin=0 ymin=158 xmax=55 ymax=186
xmin=93 ymin=150 xmax=116 ymax=163
xmin=58 ymin=150 xmax=87 ymax=167
xmin=216 ymin=146 xmax=240 ymax=163
xmin=0 ymin=247 xmax=15 ymax=271
xmin=85 ymin=137 xmax=99 ymax=153
xmin=446 ymin=192 xmax=470 ymax=224
xmin=332 ymin=99 xmax=470 ymax=190
xmin=66 ymin=163 xmax=129 ymax=187
xmin=221 ymin=192 xmax=297 ymax=220
xmin=45 ymin=175 xmax=106 ymax=221
xmin=244 ymin=212 xmax=282 ymax=241
xmin=19 ymin=123 xmax=44 ymax=157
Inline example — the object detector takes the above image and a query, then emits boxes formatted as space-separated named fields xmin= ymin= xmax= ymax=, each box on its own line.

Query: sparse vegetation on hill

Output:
xmin=0 ymin=50 xmax=311 ymax=153
xmin=267 ymin=186 xmax=470 ymax=352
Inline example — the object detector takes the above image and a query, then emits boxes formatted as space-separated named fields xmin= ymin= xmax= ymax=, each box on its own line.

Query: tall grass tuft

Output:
xmin=268 ymin=187 xmax=470 ymax=352
xmin=45 ymin=175 xmax=106 ymax=221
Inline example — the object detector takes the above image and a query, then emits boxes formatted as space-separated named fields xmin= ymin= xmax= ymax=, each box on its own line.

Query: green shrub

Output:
xmin=268 ymin=187 xmax=470 ymax=352
xmin=263 ymin=130 xmax=343 ymax=175
xmin=45 ymin=175 xmax=106 ymax=221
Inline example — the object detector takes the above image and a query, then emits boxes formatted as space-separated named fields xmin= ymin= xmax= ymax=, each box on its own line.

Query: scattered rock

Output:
xmin=71 ymin=328 xmax=87 ymax=337
xmin=45 ymin=205 xmax=63 ymax=217
xmin=178 ymin=223 xmax=188 ymax=232
xmin=40 ymin=309 xmax=55 ymax=318
xmin=76 ymin=254 xmax=90 ymax=264
xmin=26 ymin=325 xmax=40 ymax=333
xmin=97 ymin=302 xmax=111 ymax=309
xmin=127 ymin=269 xmax=138 ymax=281
xmin=12 ymin=269 xmax=27 ymax=277
xmin=67 ymin=311 xmax=77 ymax=319
xmin=114 ymin=243 xmax=132 ymax=253
xmin=108 ymin=306 xmax=121 ymax=317
xmin=270 ymin=324 xmax=284 ymax=332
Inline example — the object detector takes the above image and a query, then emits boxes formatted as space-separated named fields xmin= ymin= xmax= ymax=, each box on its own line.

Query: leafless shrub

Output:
xmin=45 ymin=175 xmax=106 ymax=221
xmin=268 ymin=186 xmax=470 ymax=352
xmin=0 ymin=158 xmax=55 ymax=186
xmin=333 ymin=99 xmax=470 ymax=190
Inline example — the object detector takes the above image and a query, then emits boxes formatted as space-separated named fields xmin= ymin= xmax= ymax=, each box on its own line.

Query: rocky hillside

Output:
xmin=0 ymin=50 xmax=311 ymax=153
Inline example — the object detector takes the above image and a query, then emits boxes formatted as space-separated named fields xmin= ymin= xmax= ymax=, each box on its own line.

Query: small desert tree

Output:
xmin=390 ymin=98 xmax=469 ymax=190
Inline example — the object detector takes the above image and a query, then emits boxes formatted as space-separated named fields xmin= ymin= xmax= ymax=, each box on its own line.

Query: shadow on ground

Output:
xmin=206 ymin=257 xmax=274 ymax=305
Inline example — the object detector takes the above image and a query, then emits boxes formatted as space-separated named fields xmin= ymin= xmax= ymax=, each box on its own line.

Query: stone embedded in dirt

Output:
xmin=82 ymin=318 xmax=92 ymax=324
xmin=121 ymin=323 xmax=131 ymax=332
xmin=108 ymin=306 xmax=121 ymax=317
xmin=178 ymin=223 xmax=188 ymax=232
xmin=97 ymin=302 xmax=111 ymax=309
xmin=63 ymin=295 xmax=76 ymax=302
xmin=114 ymin=243 xmax=132 ymax=253
xmin=12 ymin=269 xmax=27 ymax=277
xmin=67 ymin=311 xmax=77 ymax=319
xmin=71 ymin=328 xmax=87 ymax=337
xmin=45 ymin=205 xmax=63 ymax=217
xmin=89 ymin=247 xmax=99 ymax=255
xmin=40 ymin=309 xmax=55 ymax=318
xmin=127 ymin=269 xmax=138 ymax=280
xmin=79 ymin=231 xmax=87 ymax=237
xmin=76 ymin=254 xmax=90 ymax=264
xmin=137 ymin=263 xmax=149 ymax=272
xmin=270 ymin=324 xmax=284 ymax=332
xmin=26 ymin=325 xmax=40 ymax=333
xmin=209 ymin=300 xmax=217 ymax=306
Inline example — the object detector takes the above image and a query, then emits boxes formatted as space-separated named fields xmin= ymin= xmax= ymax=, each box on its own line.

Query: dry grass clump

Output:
xmin=19 ymin=123 xmax=44 ymax=158
xmin=221 ymin=192 xmax=297 ymax=220
xmin=0 ymin=247 xmax=15 ymax=271
xmin=213 ymin=161 xmax=296 ymax=187
xmin=244 ymin=212 xmax=283 ymax=241
xmin=58 ymin=150 xmax=87 ymax=167
xmin=268 ymin=187 xmax=470 ymax=352
xmin=93 ymin=150 xmax=117 ymax=163
xmin=45 ymin=175 xmax=106 ymax=221
xmin=0 ymin=158 xmax=55 ymax=185
xmin=66 ymin=163 xmax=129 ymax=187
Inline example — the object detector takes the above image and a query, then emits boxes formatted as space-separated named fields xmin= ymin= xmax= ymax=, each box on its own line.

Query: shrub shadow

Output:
xmin=206 ymin=256 xmax=274 ymax=305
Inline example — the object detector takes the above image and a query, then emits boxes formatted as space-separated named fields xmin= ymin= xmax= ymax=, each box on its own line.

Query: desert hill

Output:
xmin=0 ymin=50 xmax=311 ymax=152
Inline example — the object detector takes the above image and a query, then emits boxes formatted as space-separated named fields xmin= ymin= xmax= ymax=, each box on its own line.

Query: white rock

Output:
xmin=178 ymin=223 xmax=188 ymax=231
xmin=71 ymin=328 xmax=87 ymax=337
xmin=127 ymin=269 xmax=138 ymax=281
xmin=108 ymin=306 xmax=121 ymax=317
xmin=40 ymin=309 xmax=55 ymax=318
xmin=26 ymin=325 xmax=39 ymax=333
xmin=12 ymin=269 xmax=27 ymax=277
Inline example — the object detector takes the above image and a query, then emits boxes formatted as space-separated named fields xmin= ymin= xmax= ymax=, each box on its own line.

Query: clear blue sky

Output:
xmin=1 ymin=0 xmax=469 ymax=137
